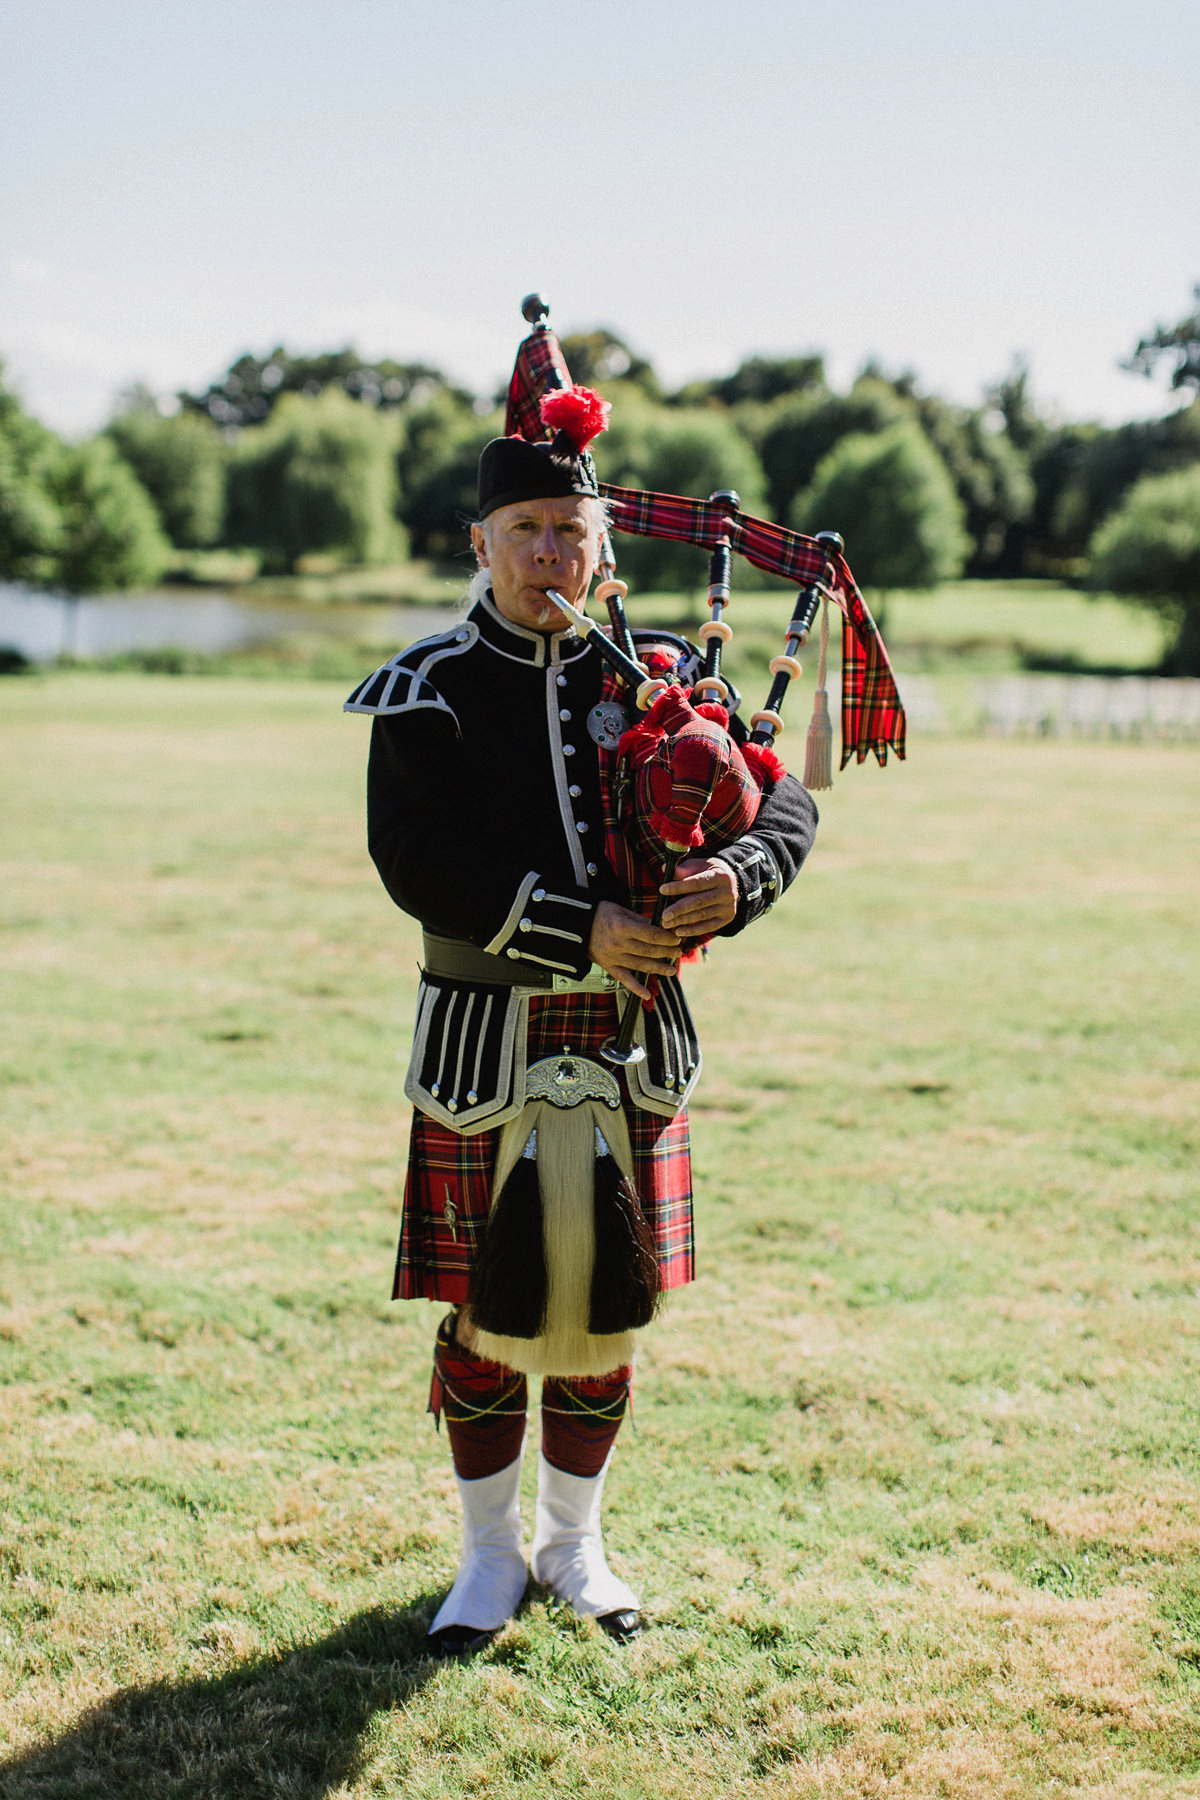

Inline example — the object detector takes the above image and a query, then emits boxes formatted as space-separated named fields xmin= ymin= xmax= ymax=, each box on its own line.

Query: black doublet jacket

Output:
xmin=347 ymin=590 xmax=817 ymax=1133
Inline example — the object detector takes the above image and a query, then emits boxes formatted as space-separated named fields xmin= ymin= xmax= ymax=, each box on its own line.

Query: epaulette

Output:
xmin=343 ymin=621 xmax=479 ymax=719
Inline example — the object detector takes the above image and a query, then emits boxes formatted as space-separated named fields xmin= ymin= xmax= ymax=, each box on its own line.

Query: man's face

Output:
xmin=471 ymin=496 xmax=601 ymax=634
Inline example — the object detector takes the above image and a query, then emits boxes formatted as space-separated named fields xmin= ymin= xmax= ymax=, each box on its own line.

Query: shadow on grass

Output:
xmin=0 ymin=1600 xmax=448 ymax=1800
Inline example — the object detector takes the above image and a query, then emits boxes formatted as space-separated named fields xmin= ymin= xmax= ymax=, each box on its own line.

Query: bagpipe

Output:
xmin=504 ymin=294 xmax=907 ymax=1061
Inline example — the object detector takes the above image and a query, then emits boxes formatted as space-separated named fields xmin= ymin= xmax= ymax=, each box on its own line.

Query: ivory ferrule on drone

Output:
xmin=691 ymin=489 xmax=740 ymax=707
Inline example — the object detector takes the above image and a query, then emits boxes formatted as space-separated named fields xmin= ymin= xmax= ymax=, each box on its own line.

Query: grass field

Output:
xmin=1 ymin=673 xmax=1199 ymax=1798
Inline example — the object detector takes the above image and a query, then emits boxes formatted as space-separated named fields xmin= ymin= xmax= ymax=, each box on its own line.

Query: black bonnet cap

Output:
xmin=477 ymin=430 xmax=601 ymax=520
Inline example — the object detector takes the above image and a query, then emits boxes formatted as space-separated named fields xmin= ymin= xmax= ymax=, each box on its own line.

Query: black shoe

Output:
xmin=425 ymin=1623 xmax=496 ymax=1659
xmin=596 ymin=1609 xmax=642 ymax=1644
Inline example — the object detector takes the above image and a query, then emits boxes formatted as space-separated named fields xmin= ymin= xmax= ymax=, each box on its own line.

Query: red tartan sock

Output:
xmin=430 ymin=1315 xmax=527 ymax=1481
xmin=541 ymin=1367 xmax=632 ymax=1478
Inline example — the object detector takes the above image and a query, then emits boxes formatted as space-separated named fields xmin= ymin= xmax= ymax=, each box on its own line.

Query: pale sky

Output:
xmin=2 ymin=0 xmax=1197 ymax=437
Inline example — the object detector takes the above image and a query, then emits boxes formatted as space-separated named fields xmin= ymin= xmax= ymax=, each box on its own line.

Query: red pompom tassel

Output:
xmin=691 ymin=701 xmax=730 ymax=730
xmin=646 ymin=809 xmax=706 ymax=851
xmin=539 ymin=384 xmax=611 ymax=450
xmin=740 ymin=739 xmax=788 ymax=791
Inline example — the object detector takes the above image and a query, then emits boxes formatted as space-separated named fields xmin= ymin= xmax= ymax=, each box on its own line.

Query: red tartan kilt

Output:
xmin=394 ymin=989 xmax=693 ymax=1304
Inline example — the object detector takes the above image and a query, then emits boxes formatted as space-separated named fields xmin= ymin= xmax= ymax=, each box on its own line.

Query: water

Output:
xmin=0 ymin=584 xmax=456 ymax=664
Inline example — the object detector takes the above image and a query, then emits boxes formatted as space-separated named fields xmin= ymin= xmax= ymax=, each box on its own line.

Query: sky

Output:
xmin=2 ymin=0 xmax=1197 ymax=437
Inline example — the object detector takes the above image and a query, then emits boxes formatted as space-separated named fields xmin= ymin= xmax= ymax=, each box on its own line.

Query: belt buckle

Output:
xmin=552 ymin=967 xmax=614 ymax=994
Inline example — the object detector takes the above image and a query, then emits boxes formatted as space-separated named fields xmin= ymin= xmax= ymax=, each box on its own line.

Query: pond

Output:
xmin=0 ymin=584 xmax=456 ymax=664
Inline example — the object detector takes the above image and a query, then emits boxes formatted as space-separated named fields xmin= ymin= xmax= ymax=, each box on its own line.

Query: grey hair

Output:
xmin=463 ymin=567 xmax=491 ymax=611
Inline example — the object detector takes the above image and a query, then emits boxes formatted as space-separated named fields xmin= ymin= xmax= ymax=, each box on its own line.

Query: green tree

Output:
xmin=47 ymin=436 xmax=171 ymax=594
xmin=0 ymin=372 xmax=64 ymax=584
xmin=1123 ymin=285 xmax=1200 ymax=394
xmin=107 ymin=400 xmax=226 ymax=547
xmin=1088 ymin=464 xmax=1200 ymax=672
xmin=754 ymin=377 xmax=914 ymax=524
xmin=673 ymin=353 xmax=826 ymax=410
xmin=182 ymin=347 xmax=470 ymax=429
xmin=397 ymin=392 xmax=499 ymax=559
xmin=594 ymin=400 xmax=768 ymax=591
xmin=225 ymin=389 xmax=404 ymax=571
xmin=559 ymin=331 xmax=661 ymax=402
xmin=1032 ymin=403 xmax=1200 ymax=567
xmin=912 ymin=391 xmax=1033 ymax=573
xmin=987 ymin=357 xmax=1050 ymax=457
xmin=791 ymin=423 xmax=970 ymax=601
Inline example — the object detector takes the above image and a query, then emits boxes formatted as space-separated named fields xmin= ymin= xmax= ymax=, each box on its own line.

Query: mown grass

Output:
xmin=1 ymin=674 xmax=1198 ymax=1797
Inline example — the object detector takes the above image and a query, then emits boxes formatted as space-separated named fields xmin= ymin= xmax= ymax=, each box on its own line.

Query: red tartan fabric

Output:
xmin=596 ymin=668 xmax=762 ymax=943
xmin=541 ymin=1369 xmax=631 ymax=1476
xmin=505 ymin=329 xmax=572 ymax=440
xmin=620 ymin=687 xmax=761 ymax=860
xmin=395 ymin=991 xmax=693 ymax=1303
xmin=595 ymin=667 xmax=661 ymax=922
xmin=597 ymin=480 xmax=907 ymax=769
xmin=431 ymin=1321 xmax=528 ymax=1477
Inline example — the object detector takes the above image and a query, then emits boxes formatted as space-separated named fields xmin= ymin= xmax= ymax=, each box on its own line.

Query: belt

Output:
xmin=421 ymin=931 xmax=618 ymax=994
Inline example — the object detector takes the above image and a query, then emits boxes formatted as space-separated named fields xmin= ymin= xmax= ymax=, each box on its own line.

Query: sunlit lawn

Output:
xmin=1 ymin=672 xmax=1198 ymax=1797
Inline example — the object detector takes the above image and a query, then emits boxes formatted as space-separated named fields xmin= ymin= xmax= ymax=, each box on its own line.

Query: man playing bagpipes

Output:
xmin=345 ymin=303 xmax=903 ymax=1656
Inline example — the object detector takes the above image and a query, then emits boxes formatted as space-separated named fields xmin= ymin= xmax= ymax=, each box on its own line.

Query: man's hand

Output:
xmin=659 ymin=857 xmax=739 ymax=937
xmin=588 ymin=900 xmax=681 ymax=1000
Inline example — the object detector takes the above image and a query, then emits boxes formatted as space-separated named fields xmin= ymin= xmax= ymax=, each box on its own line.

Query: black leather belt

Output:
xmin=421 ymin=931 xmax=616 ymax=993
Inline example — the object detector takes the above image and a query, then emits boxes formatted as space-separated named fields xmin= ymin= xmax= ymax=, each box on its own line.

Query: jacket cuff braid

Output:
xmin=484 ymin=874 xmax=598 ymax=979
xmin=712 ymin=837 xmax=782 ymax=934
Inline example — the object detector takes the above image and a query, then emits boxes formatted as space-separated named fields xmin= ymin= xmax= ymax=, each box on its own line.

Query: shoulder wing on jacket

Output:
xmin=343 ymin=622 xmax=480 ymax=722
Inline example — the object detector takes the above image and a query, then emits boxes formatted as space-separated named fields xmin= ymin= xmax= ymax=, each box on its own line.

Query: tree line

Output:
xmin=1 ymin=290 xmax=1198 ymax=667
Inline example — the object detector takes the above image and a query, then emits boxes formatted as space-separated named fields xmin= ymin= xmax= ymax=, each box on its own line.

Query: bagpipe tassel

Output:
xmin=588 ymin=1154 xmax=661 ymax=1335
xmin=466 ymin=1136 xmax=547 ymax=1340
xmin=803 ymin=595 xmax=834 ymax=791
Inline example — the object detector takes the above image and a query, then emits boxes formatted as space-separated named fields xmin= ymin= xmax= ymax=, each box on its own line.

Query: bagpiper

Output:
xmin=345 ymin=383 xmax=818 ymax=1656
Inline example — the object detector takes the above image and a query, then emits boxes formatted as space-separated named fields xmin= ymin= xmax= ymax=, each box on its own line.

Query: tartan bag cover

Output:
xmin=595 ymin=663 xmax=666 ymax=921
xmin=395 ymin=990 xmax=694 ymax=1302
xmin=595 ymin=667 xmax=759 ymax=918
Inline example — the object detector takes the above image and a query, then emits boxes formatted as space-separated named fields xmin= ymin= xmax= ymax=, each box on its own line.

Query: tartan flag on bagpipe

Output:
xmin=598 ymin=484 xmax=905 ymax=769
xmin=505 ymin=326 xmax=572 ymax=439
xmin=504 ymin=323 xmax=906 ymax=770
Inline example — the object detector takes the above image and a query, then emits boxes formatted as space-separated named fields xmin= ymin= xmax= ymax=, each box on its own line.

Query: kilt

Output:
xmin=394 ymin=989 xmax=693 ymax=1303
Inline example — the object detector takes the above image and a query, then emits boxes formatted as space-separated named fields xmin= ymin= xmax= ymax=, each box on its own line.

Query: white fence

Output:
xmin=975 ymin=675 xmax=1200 ymax=741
